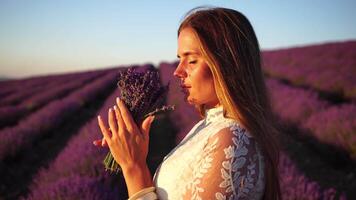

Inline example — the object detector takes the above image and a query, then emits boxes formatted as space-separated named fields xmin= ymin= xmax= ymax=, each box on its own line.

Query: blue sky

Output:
xmin=1 ymin=0 xmax=355 ymax=78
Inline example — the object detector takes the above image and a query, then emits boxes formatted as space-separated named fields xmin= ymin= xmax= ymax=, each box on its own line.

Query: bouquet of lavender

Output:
xmin=103 ymin=67 xmax=175 ymax=173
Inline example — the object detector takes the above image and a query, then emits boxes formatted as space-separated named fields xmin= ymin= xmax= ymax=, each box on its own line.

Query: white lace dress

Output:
xmin=153 ymin=106 xmax=266 ymax=200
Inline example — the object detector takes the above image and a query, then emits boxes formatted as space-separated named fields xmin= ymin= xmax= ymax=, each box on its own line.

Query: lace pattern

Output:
xmin=153 ymin=106 xmax=265 ymax=200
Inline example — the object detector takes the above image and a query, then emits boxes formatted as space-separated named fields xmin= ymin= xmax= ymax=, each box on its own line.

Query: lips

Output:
xmin=180 ymin=84 xmax=190 ymax=89
xmin=180 ymin=83 xmax=191 ymax=89
xmin=180 ymin=84 xmax=191 ymax=94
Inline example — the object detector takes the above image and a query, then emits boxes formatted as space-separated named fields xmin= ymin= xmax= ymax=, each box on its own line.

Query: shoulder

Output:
xmin=207 ymin=121 xmax=262 ymax=159
xmin=203 ymin=122 xmax=266 ymax=199
xmin=210 ymin=121 xmax=253 ymax=143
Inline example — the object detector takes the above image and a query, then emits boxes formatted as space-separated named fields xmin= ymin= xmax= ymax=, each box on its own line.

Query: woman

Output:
xmin=95 ymin=7 xmax=281 ymax=200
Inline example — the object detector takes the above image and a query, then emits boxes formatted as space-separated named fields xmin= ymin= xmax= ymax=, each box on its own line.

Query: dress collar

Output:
xmin=205 ymin=105 xmax=224 ymax=124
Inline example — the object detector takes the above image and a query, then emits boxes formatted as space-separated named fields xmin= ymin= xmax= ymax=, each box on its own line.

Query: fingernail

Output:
xmin=101 ymin=139 xmax=105 ymax=146
xmin=109 ymin=108 xmax=112 ymax=113
xmin=97 ymin=115 xmax=101 ymax=121
xmin=116 ymin=97 xmax=120 ymax=103
xmin=151 ymin=115 xmax=155 ymax=123
xmin=114 ymin=105 xmax=118 ymax=110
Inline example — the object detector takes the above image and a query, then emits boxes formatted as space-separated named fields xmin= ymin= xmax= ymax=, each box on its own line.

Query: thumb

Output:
xmin=141 ymin=115 xmax=155 ymax=137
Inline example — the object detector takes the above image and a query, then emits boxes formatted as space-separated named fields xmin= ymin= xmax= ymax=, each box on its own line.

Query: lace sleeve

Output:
xmin=182 ymin=124 xmax=265 ymax=200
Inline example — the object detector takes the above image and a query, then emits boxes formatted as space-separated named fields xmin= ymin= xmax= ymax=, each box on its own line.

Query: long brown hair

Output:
xmin=178 ymin=7 xmax=281 ymax=200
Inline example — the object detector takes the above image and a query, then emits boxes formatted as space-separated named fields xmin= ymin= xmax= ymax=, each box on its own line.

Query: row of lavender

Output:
xmin=0 ymin=74 xmax=64 ymax=99
xmin=24 ymin=89 xmax=123 ymax=200
xmin=0 ymin=70 xmax=108 ymax=129
xmin=267 ymin=78 xmax=356 ymax=160
xmin=0 ymin=69 xmax=107 ymax=100
xmin=262 ymin=41 xmax=356 ymax=101
xmin=278 ymin=152 xmax=346 ymax=200
xmin=0 ymin=68 xmax=119 ymax=161
xmin=0 ymin=69 xmax=108 ymax=107
xmin=158 ymin=62 xmax=347 ymax=199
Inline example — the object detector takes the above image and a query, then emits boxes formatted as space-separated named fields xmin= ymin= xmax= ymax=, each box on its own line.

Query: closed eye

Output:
xmin=189 ymin=60 xmax=197 ymax=64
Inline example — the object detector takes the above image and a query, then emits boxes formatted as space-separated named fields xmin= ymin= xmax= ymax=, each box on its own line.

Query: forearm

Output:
xmin=122 ymin=163 xmax=154 ymax=197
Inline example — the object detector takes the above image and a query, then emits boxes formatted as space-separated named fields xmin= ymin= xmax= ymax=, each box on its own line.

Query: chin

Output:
xmin=186 ymin=97 xmax=200 ymax=106
xmin=185 ymin=98 xmax=194 ymax=105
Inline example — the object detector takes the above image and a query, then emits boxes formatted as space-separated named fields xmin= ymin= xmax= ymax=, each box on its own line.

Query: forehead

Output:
xmin=177 ymin=28 xmax=201 ymax=56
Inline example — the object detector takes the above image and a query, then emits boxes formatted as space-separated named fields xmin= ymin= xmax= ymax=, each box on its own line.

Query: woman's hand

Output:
xmin=95 ymin=97 xmax=155 ymax=171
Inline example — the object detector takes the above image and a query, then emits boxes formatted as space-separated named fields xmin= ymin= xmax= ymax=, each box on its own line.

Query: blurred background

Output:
xmin=0 ymin=1 xmax=355 ymax=200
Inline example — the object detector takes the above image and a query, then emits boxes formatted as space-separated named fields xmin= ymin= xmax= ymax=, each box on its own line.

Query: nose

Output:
xmin=173 ymin=62 xmax=187 ymax=78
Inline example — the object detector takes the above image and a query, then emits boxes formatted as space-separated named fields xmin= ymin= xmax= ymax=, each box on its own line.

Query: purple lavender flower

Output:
xmin=262 ymin=41 xmax=356 ymax=100
xmin=26 ymin=175 xmax=118 ymax=200
xmin=302 ymin=103 xmax=356 ymax=160
xmin=104 ymin=67 xmax=174 ymax=173
xmin=279 ymin=152 xmax=347 ymax=200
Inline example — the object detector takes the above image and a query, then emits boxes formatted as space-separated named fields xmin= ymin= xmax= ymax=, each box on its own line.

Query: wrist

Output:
xmin=122 ymin=162 xmax=148 ymax=176
xmin=122 ymin=163 xmax=153 ymax=197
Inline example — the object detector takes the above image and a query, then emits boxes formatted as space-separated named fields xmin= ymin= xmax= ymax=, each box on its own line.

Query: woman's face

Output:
xmin=174 ymin=27 xmax=219 ymax=109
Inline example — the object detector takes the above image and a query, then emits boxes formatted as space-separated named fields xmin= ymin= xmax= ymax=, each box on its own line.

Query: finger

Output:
xmin=141 ymin=115 xmax=155 ymax=138
xmin=114 ymin=104 xmax=126 ymax=137
xmin=116 ymin=97 xmax=137 ymax=133
xmin=107 ymin=127 xmax=113 ymax=138
xmin=92 ymin=139 xmax=107 ymax=147
xmin=93 ymin=139 xmax=101 ymax=146
xmin=101 ymin=138 xmax=107 ymax=146
xmin=97 ymin=115 xmax=111 ymax=142
xmin=108 ymin=108 xmax=118 ymax=137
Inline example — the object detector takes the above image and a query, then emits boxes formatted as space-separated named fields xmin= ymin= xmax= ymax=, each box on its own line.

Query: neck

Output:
xmin=204 ymin=102 xmax=221 ymax=110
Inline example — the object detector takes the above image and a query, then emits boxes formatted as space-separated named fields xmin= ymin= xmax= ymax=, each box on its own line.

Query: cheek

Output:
xmin=200 ymin=65 xmax=214 ymax=87
xmin=192 ymin=65 xmax=215 ymax=94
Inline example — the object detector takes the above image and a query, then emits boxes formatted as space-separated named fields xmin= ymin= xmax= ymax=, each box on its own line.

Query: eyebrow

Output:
xmin=177 ymin=51 xmax=199 ymax=58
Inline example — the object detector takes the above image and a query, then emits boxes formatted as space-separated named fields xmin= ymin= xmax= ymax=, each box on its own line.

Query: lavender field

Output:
xmin=0 ymin=41 xmax=355 ymax=199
